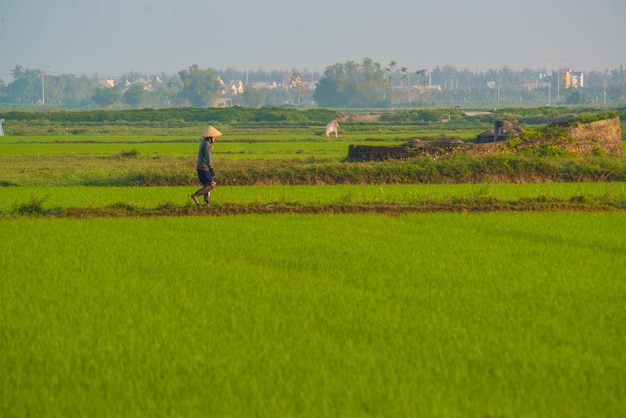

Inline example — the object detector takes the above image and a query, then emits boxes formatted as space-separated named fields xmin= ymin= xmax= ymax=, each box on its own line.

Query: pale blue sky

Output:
xmin=1 ymin=0 xmax=624 ymax=79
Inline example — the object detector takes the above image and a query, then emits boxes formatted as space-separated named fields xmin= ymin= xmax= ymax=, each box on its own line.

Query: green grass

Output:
xmin=2 ymin=114 xmax=626 ymax=416
xmin=0 ymin=133 xmax=417 ymax=143
xmin=0 ymin=139 xmax=401 ymax=159
xmin=1 ymin=213 xmax=625 ymax=417
xmin=2 ymin=183 xmax=626 ymax=213
xmin=4 ymin=152 xmax=626 ymax=187
xmin=0 ymin=141 xmax=348 ymax=157
xmin=2 ymin=130 xmax=624 ymax=188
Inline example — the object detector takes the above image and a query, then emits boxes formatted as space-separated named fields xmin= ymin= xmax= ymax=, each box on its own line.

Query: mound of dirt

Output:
xmin=348 ymin=116 xmax=623 ymax=160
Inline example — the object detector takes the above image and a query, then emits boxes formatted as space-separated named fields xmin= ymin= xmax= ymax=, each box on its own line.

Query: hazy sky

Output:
xmin=1 ymin=0 xmax=624 ymax=79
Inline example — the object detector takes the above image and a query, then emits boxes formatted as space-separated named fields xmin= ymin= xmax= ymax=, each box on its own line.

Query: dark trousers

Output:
xmin=194 ymin=169 xmax=215 ymax=204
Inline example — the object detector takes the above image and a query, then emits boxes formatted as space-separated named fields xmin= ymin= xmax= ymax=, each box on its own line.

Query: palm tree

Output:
xmin=401 ymin=67 xmax=408 ymax=103
xmin=416 ymin=69 xmax=429 ymax=105
xmin=387 ymin=61 xmax=397 ymax=85
xmin=388 ymin=61 xmax=397 ymax=72
xmin=386 ymin=61 xmax=397 ymax=103
xmin=11 ymin=64 xmax=25 ymax=80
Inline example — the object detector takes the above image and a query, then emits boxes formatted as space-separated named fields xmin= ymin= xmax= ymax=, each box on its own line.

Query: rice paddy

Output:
xmin=1 ymin=112 xmax=626 ymax=417
xmin=2 ymin=213 xmax=625 ymax=417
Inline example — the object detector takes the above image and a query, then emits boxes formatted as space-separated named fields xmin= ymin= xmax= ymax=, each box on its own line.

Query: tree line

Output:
xmin=1 ymin=59 xmax=625 ymax=109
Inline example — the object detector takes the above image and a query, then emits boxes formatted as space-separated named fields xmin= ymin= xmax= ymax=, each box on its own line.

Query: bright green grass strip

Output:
xmin=1 ymin=213 xmax=625 ymax=417
xmin=0 ymin=142 xmax=335 ymax=156
xmin=0 ymin=135 xmax=189 ymax=143
xmin=2 ymin=183 xmax=626 ymax=212
xmin=0 ymin=140 xmax=381 ymax=159
xmin=0 ymin=132 xmax=446 ymax=144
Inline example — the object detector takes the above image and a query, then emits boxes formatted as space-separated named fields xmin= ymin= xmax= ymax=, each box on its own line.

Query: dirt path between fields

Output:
xmin=5 ymin=197 xmax=625 ymax=219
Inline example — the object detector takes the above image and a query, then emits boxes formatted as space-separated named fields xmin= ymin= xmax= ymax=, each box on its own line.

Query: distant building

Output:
xmin=125 ymin=78 xmax=152 ymax=91
xmin=221 ymin=80 xmax=244 ymax=95
xmin=521 ymin=72 xmax=544 ymax=90
xmin=211 ymin=98 xmax=233 ymax=107
xmin=538 ymin=76 xmax=552 ymax=88
xmin=99 ymin=79 xmax=115 ymax=88
xmin=558 ymin=68 xmax=584 ymax=89
xmin=570 ymin=71 xmax=584 ymax=89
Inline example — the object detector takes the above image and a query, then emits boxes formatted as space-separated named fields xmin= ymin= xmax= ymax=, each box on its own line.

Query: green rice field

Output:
xmin=0 ymin=140 xmax=360 ymax=159
xmin=2 ymin=183 xmax=626 ymax=214
xmin=2 ymin=212 xmax=626 ymax=417
xmin=2 ymin=117 xmax=626 ymax=417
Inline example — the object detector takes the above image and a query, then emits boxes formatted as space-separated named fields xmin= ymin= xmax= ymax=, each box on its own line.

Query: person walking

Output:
xmin=191 ymin=125 xmax=221 ymax=206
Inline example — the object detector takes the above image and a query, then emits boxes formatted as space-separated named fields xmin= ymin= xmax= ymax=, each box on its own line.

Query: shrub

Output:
xmin=591 ymin=146 xmax=605 ymax=157
xmin=571 ymin=112 xmax=617 ymax=125
xmin=518 ymin=127 xmax=545 ymax=140
xmin=16 ymin=196 xmax=47 ymax=215
xmin=120 ymin=149 xmax=139 ymax=158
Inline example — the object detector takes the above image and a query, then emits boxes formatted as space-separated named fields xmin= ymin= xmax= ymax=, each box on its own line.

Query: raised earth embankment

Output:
xmin=348 ymin=116 xmax=623 ymax=161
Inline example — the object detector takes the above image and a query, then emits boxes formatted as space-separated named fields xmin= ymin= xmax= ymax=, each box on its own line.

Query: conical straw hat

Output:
xmin=201 ymin=125 xmax=222 ymax=138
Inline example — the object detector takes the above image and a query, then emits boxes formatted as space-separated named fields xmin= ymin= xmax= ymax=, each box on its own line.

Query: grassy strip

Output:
xmin=0 ymin=140 xmax=359 ymax=157
xmin=5 ymin=194 xmax=626 ymax=218
xmin=3 ymin=183 xmax=625 ymax=209
xmin=3 ymin=154 xmax=626 ymax=187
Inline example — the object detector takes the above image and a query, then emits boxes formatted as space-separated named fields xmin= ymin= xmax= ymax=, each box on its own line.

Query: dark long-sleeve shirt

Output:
xmin=196 ymin=139 xmax=213 ymax=170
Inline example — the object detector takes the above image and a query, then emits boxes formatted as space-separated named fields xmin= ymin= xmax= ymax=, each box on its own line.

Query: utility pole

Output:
xmin=41 ymin=72 xmax=45 ymax=105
